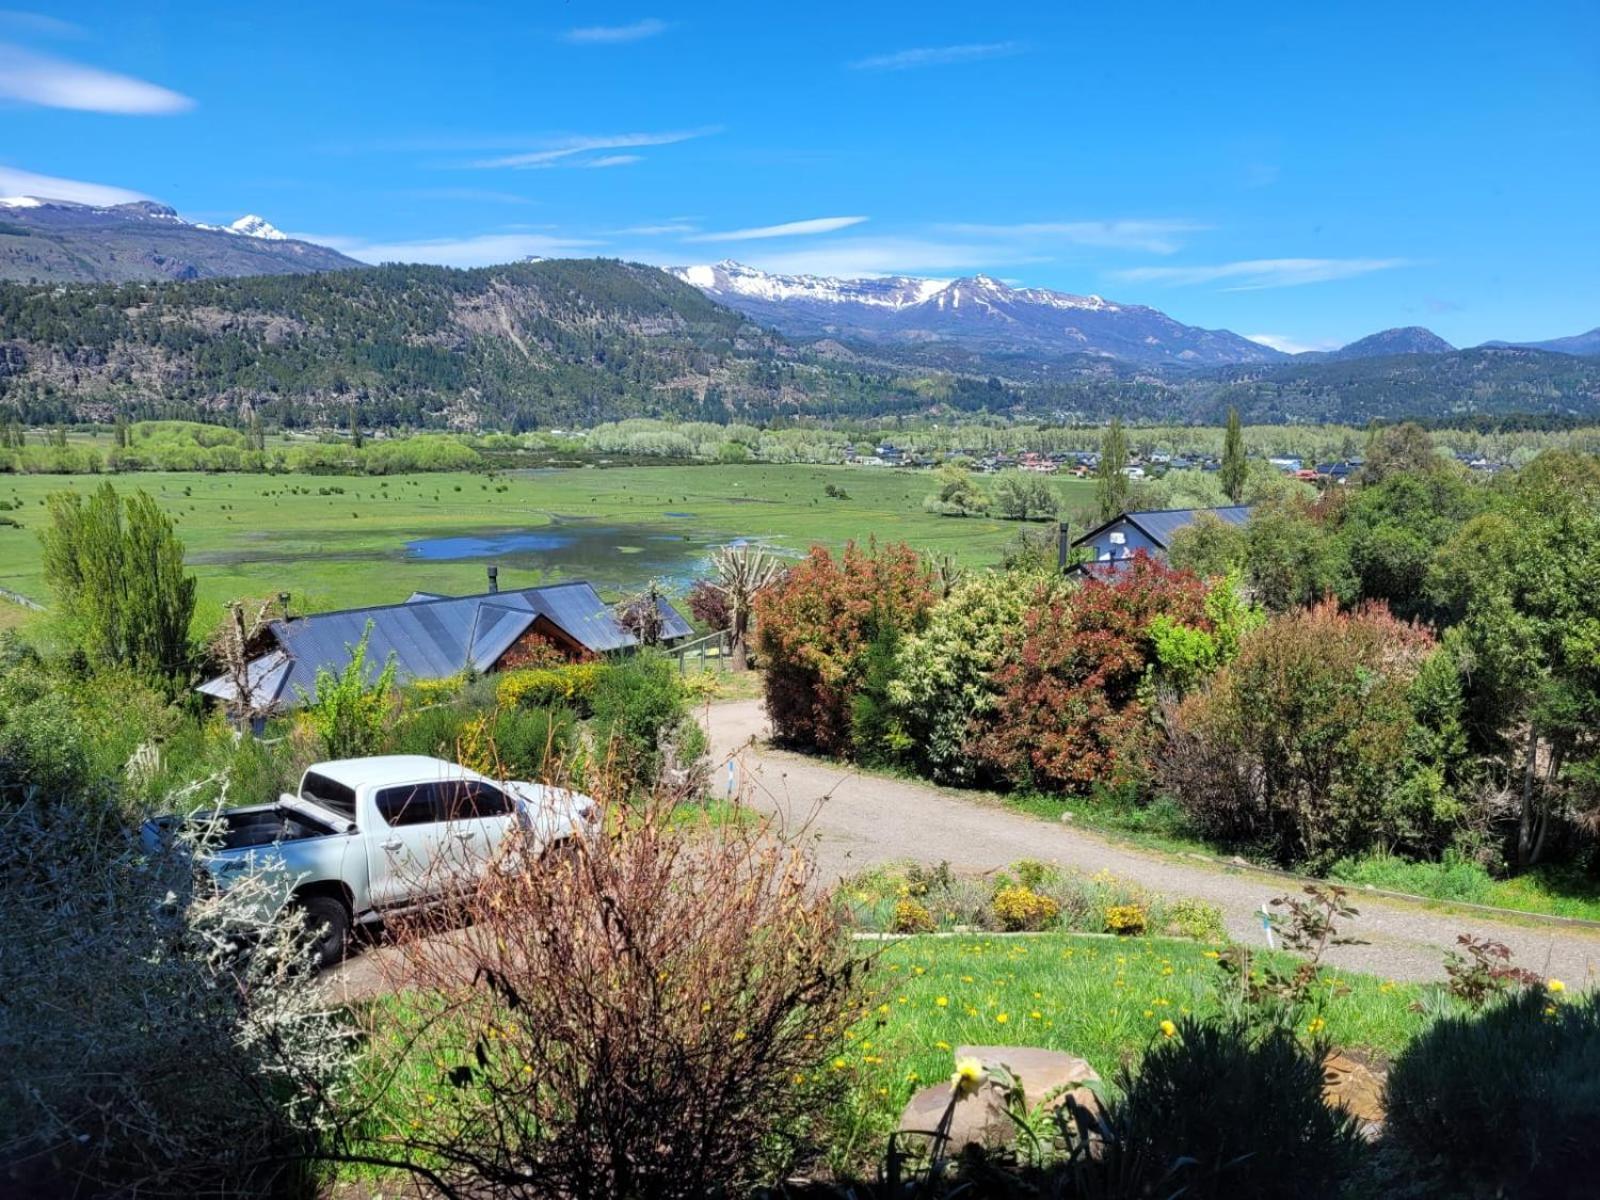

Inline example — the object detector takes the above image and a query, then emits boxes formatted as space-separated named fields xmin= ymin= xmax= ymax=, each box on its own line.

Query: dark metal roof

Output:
xmin=1073 ymin=505 xmax=1253 ymax=551
xmin=198 ymin=580 xmax=693 ymax=708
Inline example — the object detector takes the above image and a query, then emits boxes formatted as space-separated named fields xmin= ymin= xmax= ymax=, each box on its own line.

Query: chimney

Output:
xmin=486 ymin=565 xmax=499 ymax=594
xmin=1057 ymin=521 xmax=1070 ymax=573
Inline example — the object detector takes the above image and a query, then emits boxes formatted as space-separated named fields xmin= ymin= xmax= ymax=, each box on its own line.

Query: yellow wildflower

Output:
xmin=951 ymin=1057 xmax=985 ymax=1097
xmin=1159 ymin=1020 xmax=1177 ymax=1038
xmin=1548 ymin=978 xmax=1567 ymax=994
xmin=1307 ymin=1017 xmax=1326 ymax=1035
xmin=995 ymin=1012 xmax=1009 ymax=1024
xmin=935 ymin=996 xmax=949 ymax=1008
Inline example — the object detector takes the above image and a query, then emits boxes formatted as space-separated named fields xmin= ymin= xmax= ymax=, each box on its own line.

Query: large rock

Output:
xmin=896 ymin=1046 xmax=1100 ymax=1155
xmin=1323 ymin=1051 xmax=1385 ymax=1133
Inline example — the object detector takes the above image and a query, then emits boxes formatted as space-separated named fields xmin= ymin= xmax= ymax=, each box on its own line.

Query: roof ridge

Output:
xmin=272 ymin=578 xmax=600 ymax=624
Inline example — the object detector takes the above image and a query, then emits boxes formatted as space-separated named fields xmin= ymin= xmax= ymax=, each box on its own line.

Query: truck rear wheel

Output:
xmin=295 ymin=894 xmax=350 ymax=969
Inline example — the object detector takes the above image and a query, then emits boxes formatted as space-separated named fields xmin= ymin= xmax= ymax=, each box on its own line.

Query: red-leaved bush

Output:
xmin=974 ymin=555 xmax=1214 ymax=793
xmin=686 ymin=578 xmax=731 ymax=632
xmin=1158 ymin=599 xmax=1436 ymax=868
xmin=755 ymin=540 xmax=936 ymax=756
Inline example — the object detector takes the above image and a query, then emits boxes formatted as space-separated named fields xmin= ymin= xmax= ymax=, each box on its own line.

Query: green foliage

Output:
xmin=1166 ymin=510 xmax=1248 ymax=578
xmin=297 ymin=622 xmax=397 ymax=759
xmin=39 ymin=481 xmax=196 ymax=686
xmin=589 ymin=652 xmax=704 ymax=792
xmin=882 ymin=569 xmax=1039 ymax=784
xmin=1220 ymin=405 xmax=1247 ymax=502
xmin=988 ymin=469 xmax=1058 ymax=521
xmin=1101 ymin=1017 xmax=1362 ymax=1200
xmin=1243 ymin=497 xmax=1350 ymax=612
xmin=1161 ymin=600 xmax=1439 ymax=868
xmin=495 ymin=661 xmax=608 ymax=716
xmin=1095 ymin=418 xmax=1130 ymax=521
xmin=1386 ymin=989 xmax=1600 ymax=1199
xmin=921 ymin=463 xmax=990 ymax=517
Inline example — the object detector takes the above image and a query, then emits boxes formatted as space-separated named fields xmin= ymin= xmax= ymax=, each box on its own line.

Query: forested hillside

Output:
xmin=2 ymin=257 xmax=1599 ymax=429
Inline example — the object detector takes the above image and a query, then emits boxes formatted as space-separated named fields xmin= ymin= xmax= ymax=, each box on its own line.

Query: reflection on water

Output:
xmin=405 ymin=522 xmax=727 ymax=589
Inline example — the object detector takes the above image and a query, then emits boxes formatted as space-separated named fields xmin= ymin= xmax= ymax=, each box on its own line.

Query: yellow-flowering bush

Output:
xmin=992 ymin=885 xmax=1061 ymax=932
xmin=495 ymin=662 xmax=609 ymax=713
xmin=1104 ymin=903 xmax=1149 ymax=936
xmin=891 ymin=897 xmax=936 ymax=934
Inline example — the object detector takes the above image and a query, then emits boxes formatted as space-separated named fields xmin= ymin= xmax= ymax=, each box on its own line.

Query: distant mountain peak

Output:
xmin=1324 ymin=326 xmax=1455 ymax=360
xmin=228 ymin=214 xmax=287 ymax=240
xmin=668 ymin=260 xmax=1281 ymax=366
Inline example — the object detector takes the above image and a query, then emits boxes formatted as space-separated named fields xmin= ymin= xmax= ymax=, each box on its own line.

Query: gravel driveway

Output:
xmin=704 ymin=698 xmax=1600 ymax=985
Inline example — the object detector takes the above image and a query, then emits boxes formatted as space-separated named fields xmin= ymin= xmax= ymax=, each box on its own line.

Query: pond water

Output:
xmin=404 ymin=521 xmax=725 ymax=589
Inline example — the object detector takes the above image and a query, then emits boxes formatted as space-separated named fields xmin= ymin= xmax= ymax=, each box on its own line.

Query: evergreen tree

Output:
xmin=1096 ymin=418 xmax=1130 ymax=522
xmin=1221 ymin=406 xmax=1247 ymax=502
xmin=39 ymin=482 xmax=196 ymax=687
xmin=348 ymin=408 xmax=364 ymax=450
xmin=112 ymin=414 xmax=130 ymax=449
xmin=248 ymin=411 xmax=265 ymax=452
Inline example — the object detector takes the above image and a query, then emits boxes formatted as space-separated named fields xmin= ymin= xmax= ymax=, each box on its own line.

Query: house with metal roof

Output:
xmin=198 ymin=572 xmax=692 ymax=712
xmin=1071 ymin=505 xmax=1253 ymax=569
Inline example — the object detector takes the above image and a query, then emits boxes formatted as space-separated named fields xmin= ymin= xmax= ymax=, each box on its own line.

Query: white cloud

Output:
xmin=471 ymin=128 xmax=715 ymax=169
xmin=717 ymin=236 xmax=1044 ymax=278
xmin=683 ymin=216 xmax=869 ymax=243
xmin=0 ymin=11 xmax=82 ymax=38
xmin=937 ymin=218 xmax=1207 ymax=255
xmin=562 ymin=18 xmax=670 ymax=44
xmin=0 ymin=164 xmax=150 ymax=205
xmin=581 ymin=154 xmax=642 ymax=168
xmin=615 ymin=221 xmax=700 ymax=235
xmin=0 ymin=43 xmax=192 ymax=114
xmin=321 ymin=231 xmax=602 ymax=268
xmin=849 ymin=42 xmax=1024 ymax=71
xmin=1245 ymin=332 xmax=1339 ymax=355
xmin=1112 ymin=257 xmax=1412 ymax=290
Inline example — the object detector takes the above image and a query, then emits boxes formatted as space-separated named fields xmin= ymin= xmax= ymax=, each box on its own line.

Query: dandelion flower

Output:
xmin=951 ymin=1057 xmax=985 ymax=1097
xmin=1159 ymin=1020 xmax=1177 ymax=1038
xmin=1307 ymin=1016 xmax=1326 ymax=1035
xmin=995 ymin=1012 xmax=1009 ymax=1024
xmin=1548 ymin=978 xmax=1566 ymax=994
xmin=935 ymin=996 xmax=949 ymax=1008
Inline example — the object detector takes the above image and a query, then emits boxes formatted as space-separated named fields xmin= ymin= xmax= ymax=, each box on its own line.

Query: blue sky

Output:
xmin=1 ymin=1 xmax=1596 ymax=350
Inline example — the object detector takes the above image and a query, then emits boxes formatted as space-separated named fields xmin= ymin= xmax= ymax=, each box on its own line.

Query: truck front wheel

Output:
xmin=295 ymin=894 xmax=350 ymax=969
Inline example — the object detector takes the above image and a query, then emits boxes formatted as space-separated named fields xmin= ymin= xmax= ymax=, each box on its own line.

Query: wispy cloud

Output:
xmin=471 ymin=128 xmax=716 ymax=169
xmin=615 ymin=220 xmax=700 ymax=236
xmin=0 ymin=43 xmax=193 ymax=114
xmin=303 ymin=230 xmax=602 ymax=269
xmin=582 ymin=154 xmax=642 ymax=168
xmin=849 ymin=41 xmax=1024 ymax=71
xmin=684 ymin=216 xmax=869 ymax=243
xmin=938 ymin=218 xmax=1208 ymax=255
xmin=1245 ymin=332 xmax=1339 ymax=355
xmin=1112 ymin=257 xmax=1413 ymax=290
xmin=716 ymin=236 xmax=1046 ymax=278
xmin=562 ymin=18 xmax=670 ymax=44
xmin=0 ymin=164 xmax=150 ymax=205
xmin=0 ymin=10 xmax=82 ymax=38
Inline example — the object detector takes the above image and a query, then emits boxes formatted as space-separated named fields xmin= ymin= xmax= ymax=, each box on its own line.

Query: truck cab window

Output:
xmin=376 ymin=783 xmax=440 ymax=828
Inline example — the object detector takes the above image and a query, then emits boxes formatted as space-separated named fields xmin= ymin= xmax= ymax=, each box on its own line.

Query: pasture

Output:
xmin=0 ymin=464 xmax=1094 ymax=626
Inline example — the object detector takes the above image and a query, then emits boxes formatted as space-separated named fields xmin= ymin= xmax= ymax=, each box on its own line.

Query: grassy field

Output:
xmin=0 ymin=465 xmax=1092 ymax=628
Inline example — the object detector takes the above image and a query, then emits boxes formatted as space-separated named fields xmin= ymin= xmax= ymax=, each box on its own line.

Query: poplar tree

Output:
xmin=1221 ymin=406 xmax=1247 ymax=502
xmin=1096 ymin=419 xmax=1130 ymax=522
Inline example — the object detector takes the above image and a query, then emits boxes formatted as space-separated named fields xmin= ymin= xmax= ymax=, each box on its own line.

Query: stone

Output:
xmin=1323 ymin=1051 xmax=1385 ymax=1131
xmin=895 ymin=1046 xmax=1100 ymax=1156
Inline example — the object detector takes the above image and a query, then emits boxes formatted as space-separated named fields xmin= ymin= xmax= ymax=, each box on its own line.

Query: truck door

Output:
xmin=368 ymin=782 xmax=459 ymax=907
xmin=436 ymin=779 xmax=518 ymax=880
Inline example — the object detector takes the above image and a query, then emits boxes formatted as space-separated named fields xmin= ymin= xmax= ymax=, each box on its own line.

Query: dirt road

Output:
xmin=704 ymin=698 xmax=1600 ymax=985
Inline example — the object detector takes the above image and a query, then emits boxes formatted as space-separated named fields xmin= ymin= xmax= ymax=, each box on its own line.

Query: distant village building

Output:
xmin=198 ymin=574 xmax=691 ymax=713
xmin=1071 ymin=505 xmax=1253 ymax=569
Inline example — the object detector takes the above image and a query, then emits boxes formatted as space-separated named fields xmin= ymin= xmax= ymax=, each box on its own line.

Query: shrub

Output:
xmin=1099 ymin=1017 xmax=1362 ymax=1199
xmin=358 ymin=793 xmax=861 ymax=1199
xmin=891 ymin=896 xmax=936 ymax=933
xmin=1103 ymin=903 xmax=1149 ymax=935
xmin=1 ymin=759 xmax=353 ymax=1195
xmin=1159 ymin=599 xmax=1437 ymax=869
xmin=686 ymin=578 xmax=731 ymax=631
xmin=882 ymin=569 xmax=1040 ymax=784
xmin=589 ymin=652 xmax=705 ymax=794
xmin=495 ymin=661 xmax=608 ymax=714
xmin=296 ymin=622 xmax=398 ymax=759
xmin=1385 ymin=989 xmax=1600 ymax=1198
xmin=991 ymin=884 xmax=1061 ymax=931
xmin=974 ymin=556 xmax=1216 ymax=793
xmin=756 ymin=541 xmax=937 ymax=756
xmin=1163 ymin=897 xmax=1227 ymax=942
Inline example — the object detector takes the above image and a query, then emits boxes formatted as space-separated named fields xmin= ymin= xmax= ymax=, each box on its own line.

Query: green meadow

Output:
xmin=0 ymin=465 xmax=1092 ymax=627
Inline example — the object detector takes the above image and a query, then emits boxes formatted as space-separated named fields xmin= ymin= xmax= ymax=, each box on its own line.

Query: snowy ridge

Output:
xmin=668 ymin=260 xmax=1283 ymax=367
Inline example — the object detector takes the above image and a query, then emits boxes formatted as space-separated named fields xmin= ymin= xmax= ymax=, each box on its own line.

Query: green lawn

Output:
xmin=827 ymin=933 xmax=1424 ymax=1159
xmin=0 ymin=465 xmax=1090 ymax=629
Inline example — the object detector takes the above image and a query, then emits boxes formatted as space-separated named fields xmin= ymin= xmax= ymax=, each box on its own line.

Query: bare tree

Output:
xmin=208 ymin=594 xmax=288 ymax=730
xmin=710 ymin=542 xmax=785 ymax=671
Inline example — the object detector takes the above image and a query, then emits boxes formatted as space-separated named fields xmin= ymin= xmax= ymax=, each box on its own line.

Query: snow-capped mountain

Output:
xmin=0 ymin=197 xmax=359 ymax=283
xmin=669 ymin=260 xmax=1285 ymax=366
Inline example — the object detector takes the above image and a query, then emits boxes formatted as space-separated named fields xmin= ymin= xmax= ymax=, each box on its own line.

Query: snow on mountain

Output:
xmin=668 ymin=260 xmax=1282 ymax=366
xmin=227 ymin=214 xmax=287 ymax=240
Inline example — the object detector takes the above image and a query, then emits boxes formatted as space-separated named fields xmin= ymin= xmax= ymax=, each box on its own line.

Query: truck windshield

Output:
xmin=300 ymin=771 xmax=358 ymax=822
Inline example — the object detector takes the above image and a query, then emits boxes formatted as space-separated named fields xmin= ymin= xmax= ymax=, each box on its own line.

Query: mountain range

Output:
xmin=669 ymin=260 xmax=1284 ymax=367
xmin=0 ymin=197 xmax=360 ymax=284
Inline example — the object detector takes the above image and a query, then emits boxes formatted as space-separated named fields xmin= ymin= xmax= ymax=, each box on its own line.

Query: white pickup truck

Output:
xmin=146 ymin=755 xmax=598 ymax=965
